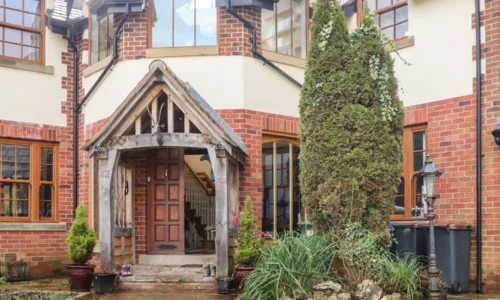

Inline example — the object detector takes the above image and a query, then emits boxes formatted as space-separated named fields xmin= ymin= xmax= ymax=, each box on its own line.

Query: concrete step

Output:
xmin=131 ymin=264 xmax=205 ymax=276
xmin=138 ymin=254 xmax=216 ymax=266
xmin=120 ymin=274 xmax=214 ymax=284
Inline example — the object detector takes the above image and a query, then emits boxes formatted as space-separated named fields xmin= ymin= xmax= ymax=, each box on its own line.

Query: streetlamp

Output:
xmin=418 ymin=155 xmax=443 ymax=296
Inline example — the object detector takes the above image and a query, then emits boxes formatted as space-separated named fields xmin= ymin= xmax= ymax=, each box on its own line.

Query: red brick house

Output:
xmin=0 ymin=0 xmax=498 ymax=293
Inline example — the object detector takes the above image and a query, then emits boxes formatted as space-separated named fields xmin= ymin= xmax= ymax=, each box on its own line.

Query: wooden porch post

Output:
xmin=98 ymin=149 xmax=119 ymax=272
xmin=209 ymin=146 xmax=229 ymax=278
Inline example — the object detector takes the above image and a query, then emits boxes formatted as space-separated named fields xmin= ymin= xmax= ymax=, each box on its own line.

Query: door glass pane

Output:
xmin=174 ymin=0 xmax=195 ymax=46
xmin=413 ymin=152 xmax=425 ymax=172
xmin=262 ymin=142 xmax=274 ymax=234
xmin=195 ymin=0 xmax=216 ymax=46
xmin=292 ymin=0 xmax=307 ymax=58
xmin=276 ymin=0 xmax=292 ymax=56
xmin=261 ymin=6 xmax=276 ymax=51
xmin=415 ymin=176 xmax=424 ymax=208
xmin=413 ymin=131 xmax=425 ymax=151
xmin=292 ymin=145 xmax=302 ymax=230
xmin=152 ymin=0 xmax=173 ymax=47
xmin=277 ymin=187 xmax=290 ymax=232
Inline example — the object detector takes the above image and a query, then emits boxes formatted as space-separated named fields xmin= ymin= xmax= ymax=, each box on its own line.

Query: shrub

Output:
xmin=235 ymin=197 xmax=262 ymax=267
xmin=66 ymin=205 xmax=96 ymax=265
xmin=241 ymin=233 xmax=335 ymax=300
xmin=379 ymin=253 xmax=423 ymax=298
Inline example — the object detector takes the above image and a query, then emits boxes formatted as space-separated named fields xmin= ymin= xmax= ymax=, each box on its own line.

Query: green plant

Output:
xmin=0 ymin=277 xmax=5 ymax=284
xmin=379 ymin=253 xmax=423 ymax=298
xmin=235 ymin=197 xmax=262 ymax=267
xmin=66 ymin=205 xmax=96 ymax=265
xmin=241 ymin=232 xmax=336 ymax=300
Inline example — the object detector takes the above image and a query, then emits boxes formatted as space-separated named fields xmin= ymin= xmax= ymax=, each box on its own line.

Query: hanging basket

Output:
xmin=0 ymin=261 xmax=30 ymax=282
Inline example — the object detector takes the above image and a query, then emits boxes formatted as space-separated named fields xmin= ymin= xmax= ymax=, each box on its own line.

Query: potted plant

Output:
xmin=92 ymin=266 xmax=117 ymax=294
xmin=234 ymin=197 xmax=262 ymax=287
xmin=66 ymin=205 xmax=96 ymax=291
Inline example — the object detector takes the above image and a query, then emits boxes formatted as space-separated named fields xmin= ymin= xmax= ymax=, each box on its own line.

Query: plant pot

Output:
xmin=0 ymin=261 xmax=30 ymax=282
xmin=234 ymin=266 xmax=255 ymax=288
xmin=202 ymin=240 xmax=215 ymax=249
xmin=66 ymin=264 xmax=94 ymax=291
xmin=217 ymin=277 xmax=236 ymax=294
xmin=93 ymin=273 xmax=117 ymax=294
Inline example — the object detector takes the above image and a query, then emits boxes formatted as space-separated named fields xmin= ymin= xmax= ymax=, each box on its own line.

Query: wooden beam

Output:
xmin=184 ymin=115 xmax=190 ymax=134
xmin=135 ymin=118 xmax=141 ymax=135
xmin=167 ymin=97 xmax=174 ymax=133
xmin=107 ymin=133 xmax=218 ymax=151
xmin=98 ymin=150 xmax=119 ymax=273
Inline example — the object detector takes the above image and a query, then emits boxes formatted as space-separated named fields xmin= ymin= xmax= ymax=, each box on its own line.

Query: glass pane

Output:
xmin=41 ymin=164 xmax=53 ymax=181
xmin=413 ymin=152 xmax=425 ymax=172
xmin=1 ymin=183 xmax=12 ymax=199
xmin=40 ymin=184 xmax=52 ymax=200
xmin=378 ymin=0 xmax=391 ymax=10
xmin=4 ymin=28 xmax=21 ymax=43
xmin=98 ymin=17 xmax=107 ymax=60
xmin=174 ymin=0 xmax=195 ymax=46
xmin=2 ymin=144 xmax=14 ymax=160
xmin=0 ymin=0 xmax=3 ymax=6
xmin=381 ymin=27 xmax=394 ymax=40
xmin=107 ymin=14 xmax=113 ymax=57
xmin=16 ymin=145 xmax=29 ymax=162
xmin=0 ymin=8 xmax=4 ymax=22
xmin=41 ymin=147 xmax=53 ymax=164
xmin=413 ymin=131 xmax=425 ymax=151
xmin=277 ymin=187 xmax=290 ymax=232
xmin=395 ymin=5 xmax=408 ymax=23
xmin=397 ymin=177 xmax=404 ymax=195
xmin=292 ymin=145 xmax=302 ymax=230
xmin=152 ymin=0 xmax=173 ymax=47
xmin=23 ymin=46 xmax=39 ymax=60
xmin=416 ymin=176 xmax=423 ymax=195
xmin=373 ymin=15 xmax=379 ymax=27
xmin=292 ymin=0 xmax=307 ymax=58
xmin=0 ymin=42 xmax=3 ymax=55
xmin=380 ymin=10 xmax=394 ymax=28
xmin=395 ymin=22 xmax=408 ymax=39
xmin=5 ymin=9 xmax=22 ymax=26
xmin=16 ymin=200 xmax=28 ymax=217
xmin=90 ymin=14 xmax=99 ymax=64
xmin=17 ymin=183 xmax=28 ymax=199
xmin=261 ymin=6 xmax=276 ymax=52
xmin=17 ymin=163 xmax=30 ymax=179
xmin=23 ymin=13 xmax=41 ymax=29
xmin=5 ymin=0 xmax=21 ymax=9
xmin=4 ymin=42 xmax=20 ymax=58
xmin=40 ymin=201 xmax=52 ymax=218
xmin=262 ymin=188 xmax=274 ymax=233
xmin=24 ymin=0 xmax=41 ymax=14
xmin=0 ymin=200 xmax=14 ymax=216
xmin=2 ymin=162 xmax=14 ymax=179
xmin=276 ymin=0 xmax=292 ymax=56
xmin=173 ymin=103 xmax=185 ymax=133
xmin=22 ymin=31 xmax=40 ymax=47
xmin=195 ymin=0 xmax=216 ymax=46
xmin=367 ymin=0 xmax=375 ymax=11
xmin=394 ymin=197 xmax=404 ymax=214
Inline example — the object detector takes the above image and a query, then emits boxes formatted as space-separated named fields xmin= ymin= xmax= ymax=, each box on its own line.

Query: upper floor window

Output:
xmin=262 ymin=0 xmax=309 ymax=59
xmin=0 ymin=139 xmax=58 ymax=222
xmin=364 ymin=0 xmax=408 ymax=41
xmin=149 ymin=0 xmax=217 ymax=48
xmin=393 ymin=126 xmax=426 ymax=220
xmin=0 ymin=0 xmax=43 ymax=63
xmin=90 ymin=14 xmax=113 ymax=65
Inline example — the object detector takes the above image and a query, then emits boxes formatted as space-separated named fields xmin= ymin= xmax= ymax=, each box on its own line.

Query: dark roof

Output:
xmin=46 ymin=0 xmax=84 ymax=23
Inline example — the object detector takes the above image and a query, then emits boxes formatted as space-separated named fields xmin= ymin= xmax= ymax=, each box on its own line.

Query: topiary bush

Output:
xmin=66 ymin=205 xmax=96 ymax=265
xmin=299 ymin=0 xmax=404 ymax=238
xmin=235 ymin=197 xmax=262 ymax=267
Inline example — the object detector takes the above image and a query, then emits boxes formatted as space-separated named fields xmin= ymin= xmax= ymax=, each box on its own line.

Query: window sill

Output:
xmin=261 ymin=50 xmax=306 ymax=68
xmin=146 ymin=46 xmax=219 ymax=58
xmin=387 ymin=35 xmax=415 ymax=51
xmin=0 ymin=222 xmax=66 ymax=231
xmin=83 ymin=56 xmax=113 ymax=78
xmin=0 ymin=58 xmax=54 ymax=75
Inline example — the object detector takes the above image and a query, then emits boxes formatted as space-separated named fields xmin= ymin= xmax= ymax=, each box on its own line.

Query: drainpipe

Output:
xmin=225 ymin=6 xmax=302 ymax=88
xmin=67 ymin=30 xmax=79 ymax=218
xmin=474 ymin=0 xmax=483 ymax=293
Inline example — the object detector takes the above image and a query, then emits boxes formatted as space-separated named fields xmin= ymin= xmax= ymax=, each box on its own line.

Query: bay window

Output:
xmin=90 ymin=14 xmax=113 ymax=65
xmin=262 ymin=0 xmax=309 ymax=59
xmin=149 ymin=0 xmax=217 ymax=48
xmin=0 ymin=0 xmax=43 ymax=63
xmin=0 ymin=140 xmax=58 ymax=222
xmin=364 ymin=0 xmax=408 ymax=41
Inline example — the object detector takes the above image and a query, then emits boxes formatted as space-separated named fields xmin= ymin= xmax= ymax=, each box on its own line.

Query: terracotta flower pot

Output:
xmin=234 ymin=266 xmax=255 ymax=288
xmin=66 ymin=264 xmax=94 ymax=291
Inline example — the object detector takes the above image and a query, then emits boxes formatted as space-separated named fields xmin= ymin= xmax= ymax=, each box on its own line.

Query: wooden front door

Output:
xmin=147 ymin=148 xmax=185 ymax=254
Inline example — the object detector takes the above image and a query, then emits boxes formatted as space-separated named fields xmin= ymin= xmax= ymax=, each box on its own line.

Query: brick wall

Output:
xmin=218 ymin=6 xmax=262 ymax=57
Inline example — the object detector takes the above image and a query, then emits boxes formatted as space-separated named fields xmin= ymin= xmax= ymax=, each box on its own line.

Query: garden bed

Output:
xmin=0 ymin=290 xmax=82 ymax=300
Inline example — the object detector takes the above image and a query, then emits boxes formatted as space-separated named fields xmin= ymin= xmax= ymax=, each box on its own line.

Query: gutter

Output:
xmin=225 ymin=6 xmax=302 ymax=88
xmin=474 ymin=0 xmax=483 ymax=293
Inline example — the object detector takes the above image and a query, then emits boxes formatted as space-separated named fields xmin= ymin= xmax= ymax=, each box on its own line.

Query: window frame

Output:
xmin=88 ymin=12 xmax=114 ymax=65
xmin=0 ymin=0 xmax=45 ymax=64
xmin=391 ymin=125 xmax=427 ymax=220
xmin=358 ymin=0 xmax=408 ymax=42
xmin=261 ymin=0 xmax=310 ymax=59
xmin=147 ymin=0 xmax=219 ymax=49
xmin=0 ymin=139 xmax=59 ymax=222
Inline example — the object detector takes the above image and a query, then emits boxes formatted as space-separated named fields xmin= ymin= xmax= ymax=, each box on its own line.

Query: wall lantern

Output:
xmin=215 ymin=144 xmax=226 ymax=158
xmin=492 ymin=118 xmax=500 ymax=147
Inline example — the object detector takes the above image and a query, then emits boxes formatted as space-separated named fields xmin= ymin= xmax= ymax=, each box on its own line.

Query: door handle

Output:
xmin=165 ymin=169 xmax=168 ymax=178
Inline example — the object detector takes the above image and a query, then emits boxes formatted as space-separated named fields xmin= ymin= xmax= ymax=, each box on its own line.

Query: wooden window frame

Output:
xmin=147 ymin=0 xmax=218 ymax=49
xmin=0 ymin=139 xmax=59 ymax=222
xmin=391 ymin=125 xmax=427 ymax=220
xmin=0 ymin=0 xmax=45 ymax=64
xmin=262 ymin=134 xmax=304 ymax=235
xmin=262 ymin=0 xmax=310 ymax=59
xmin=88 ymin=12 xmax=113 ymax=65
xmin=357 ymin=0 xmax=408 ymax=42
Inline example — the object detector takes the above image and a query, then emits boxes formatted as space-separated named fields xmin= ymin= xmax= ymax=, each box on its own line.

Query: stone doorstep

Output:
xmin=119 ymin=282 xmax=217 ymax=292
xmin=120 ymin=275 xmax=215 ymax=284
xmin=131 ymin=265 xmax=205 ymax=276
xmin=138 ymin=254 xmax=216 ymax=266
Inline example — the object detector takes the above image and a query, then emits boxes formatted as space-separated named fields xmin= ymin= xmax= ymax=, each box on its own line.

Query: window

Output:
xmin=0 ymin=0 xmax=43 ymax=63
xmin=364 ymin=0 xmax=408 ymax=41
xmin=262 ymin=0 xmax=309 ymax=59
xmin=149 ymin=0 xmax=217 ymax=48
xmin=0 ymin=140 xmax=58 ymax=221
xmin=262 ymin=138 xmax=303 ymax=235
xmin=393 ymin=126 xmax=426 ymax=219
xmin=90 ymin=14 xmax=113 ymax=65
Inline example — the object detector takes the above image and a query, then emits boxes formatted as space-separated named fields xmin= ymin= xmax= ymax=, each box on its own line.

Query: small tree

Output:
xmin=235 ymin=197 xmax=262 ymax=267
xmin=67 ymin=205 xmax=96 ymax=265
